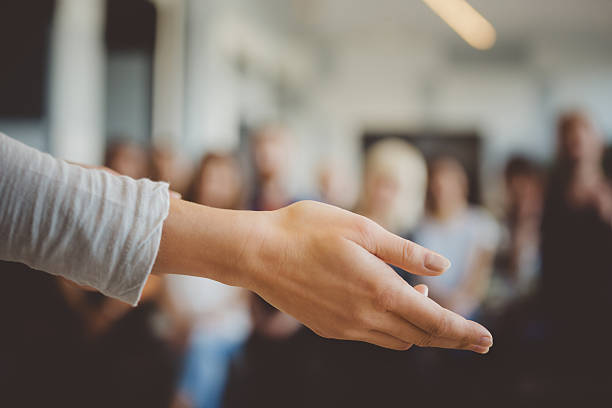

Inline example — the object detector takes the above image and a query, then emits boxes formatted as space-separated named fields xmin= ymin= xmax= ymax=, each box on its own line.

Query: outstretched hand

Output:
xmin=245 ymin=201 xmax=492 ymax=352
xmin=155 ymin=199 xmax=493 ymax=353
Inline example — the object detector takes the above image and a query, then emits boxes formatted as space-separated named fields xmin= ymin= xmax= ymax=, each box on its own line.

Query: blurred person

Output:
xmin=355 ymin=139 xmax=428 ymax=236
xmin=104 ymin=139 xmax=150 ymax=180
xmin=602 ymin=144 xmax=612 ymax=183
xmin=151 ymin=145 xmax=194 ymax=196
xmin=414 ymin=156 xmax=500 ymax=318
xmin=317 ymin=159 xmax=357 ymax=209
xmin=222 ymin=125 xmax=304 ymax=407
xmin=355 ymin=139 xmax=428 ymax=287
xmin=248 ymin=125 xmax=302 ymax=339
xmin=250 ymin=124 xmax=295 ymax=211
xmin=166 ymin=153 xmax=251 ymax=408
xmin=487 ymin=112 xmax=612 ymax=404
xmin=540 ymin=112 xmax=612 ymax=327
xmin=187 ymin=153 xmax=244 ymax=209
xmin=488 ymin=156 xmax=545 ymax=310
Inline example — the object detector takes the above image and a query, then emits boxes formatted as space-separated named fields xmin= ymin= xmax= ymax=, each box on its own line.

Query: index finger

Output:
xmin=367 ymin=222 xmax=451 ymax=276
xmin=384 ymin=283 xmax=492 ymax=348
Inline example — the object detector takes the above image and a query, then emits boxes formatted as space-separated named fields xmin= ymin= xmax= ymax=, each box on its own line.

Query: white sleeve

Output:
xmin=0 ymin=133 xmax=170 ymax=305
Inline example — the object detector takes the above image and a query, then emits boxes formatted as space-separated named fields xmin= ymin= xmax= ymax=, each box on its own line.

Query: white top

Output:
xmin=414 ymin=207 xmax=500 ymax=295
xmin=165 ymin=275 xmax=251 ymax=340
xmin=0 ymin=133 xmax=170 ymax=305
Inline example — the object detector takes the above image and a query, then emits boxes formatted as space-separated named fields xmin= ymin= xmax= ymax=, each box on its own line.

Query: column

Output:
xmin=49 ymin=0 xmax=106 ymax=164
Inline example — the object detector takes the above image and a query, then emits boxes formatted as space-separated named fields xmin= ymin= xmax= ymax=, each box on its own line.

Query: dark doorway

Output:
xmin=104 ymin=0 xmax=157 ymax=143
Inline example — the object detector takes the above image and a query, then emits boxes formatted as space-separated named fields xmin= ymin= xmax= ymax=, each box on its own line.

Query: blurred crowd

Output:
xmin=2 ymin=111 xmax=612 ymax=407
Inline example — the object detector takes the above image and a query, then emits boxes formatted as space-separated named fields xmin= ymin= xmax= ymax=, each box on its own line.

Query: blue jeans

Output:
xmin=178 ymin=331 xmax=246 ymax=408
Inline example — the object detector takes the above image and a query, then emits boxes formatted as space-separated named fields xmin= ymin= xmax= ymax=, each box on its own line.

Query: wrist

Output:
xmin=212 ymin=207 xmax=274 ymax=291
xmin=154 ymin=198 xmax=274 ymax=291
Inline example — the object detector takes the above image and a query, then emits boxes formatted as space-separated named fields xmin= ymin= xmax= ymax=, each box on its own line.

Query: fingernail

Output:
xmin=170 ymin=191 xmax=182 ymax=199
xmin=424 ymin=253 xmax=451 ymax=273
xmin=470 ymin=345 xmax=490 ymax=354
xmin=478 ymin=336 xmax=493 ymax=347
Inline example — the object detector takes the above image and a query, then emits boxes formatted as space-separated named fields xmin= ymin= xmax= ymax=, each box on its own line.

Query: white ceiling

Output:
xmin=292 ymin=0 xmax=612 ymax=41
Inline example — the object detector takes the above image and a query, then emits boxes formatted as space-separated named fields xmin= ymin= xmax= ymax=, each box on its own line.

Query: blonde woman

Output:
xmin=356 ymin=138 xmax=428 ymax=236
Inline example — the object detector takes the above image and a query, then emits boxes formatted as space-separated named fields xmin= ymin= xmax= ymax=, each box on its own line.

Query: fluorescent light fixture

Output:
xmin=422 ymin=0 xmax=496 ymax=50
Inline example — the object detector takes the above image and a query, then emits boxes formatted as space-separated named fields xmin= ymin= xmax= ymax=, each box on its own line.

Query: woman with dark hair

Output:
xmin=185 ymin=153 xmax=244 ymax=210
xmin=489 ymin=155 xmax=545 ymax=309
xmin=104 ymin=139 xmax=150 ymax=180
xmin=414 ymin=156 xmax=500 ymax=318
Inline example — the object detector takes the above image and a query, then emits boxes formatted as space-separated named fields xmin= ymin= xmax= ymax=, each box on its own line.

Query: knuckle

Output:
xmin=357 ymin=216 xmax=374 ymax=235
xmin=429 ymin=312 xmax=450 ymax=338
xmin=400 ymin=241 xmax=417 ymax=266
xmin=416 ymin=332 xmax=434 ymax=347
xmin=352 ymin=308 xmax=373 ymax=328
xmin=374 ymin=285 xmax=397 ymax=312
xmin=458 ymin=318 xmax=472 ymax=346
xmin=354 ymin=216 xmax=376 ymax=248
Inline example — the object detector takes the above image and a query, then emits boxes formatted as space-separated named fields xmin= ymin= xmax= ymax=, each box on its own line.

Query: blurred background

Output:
xmin=1 ymin=0 xmax=612 ymax=407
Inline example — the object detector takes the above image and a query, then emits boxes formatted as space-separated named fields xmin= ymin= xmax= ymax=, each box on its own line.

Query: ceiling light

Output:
xmin=422 ymin=0 xmax=496 ymax=50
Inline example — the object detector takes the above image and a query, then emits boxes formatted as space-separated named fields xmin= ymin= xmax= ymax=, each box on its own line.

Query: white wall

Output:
xmin=179 ymin=0 xmax=323 ymax=196
xmin=5 ymin=0 xmax=611 ymax=199
xmin=310 ymin=31 xmax=612 ymax=197
xmin=176 ymin=3 xmax=612 ymax=199
xmin=0 ymin=120 xmax=48 ymax=151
